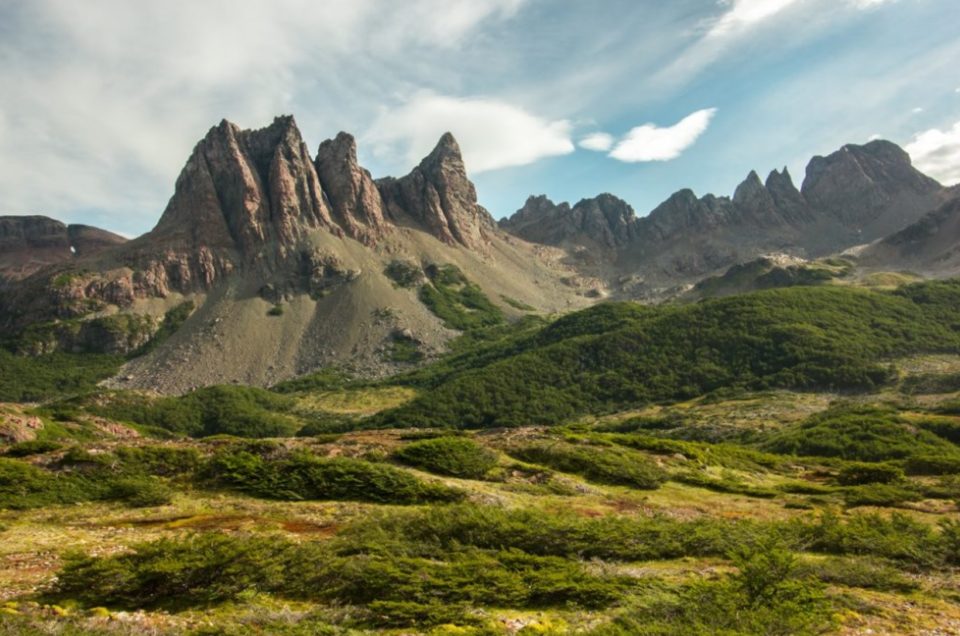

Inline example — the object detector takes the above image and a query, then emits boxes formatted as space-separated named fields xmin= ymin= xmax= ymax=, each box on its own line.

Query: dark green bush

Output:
xmin=205 ymin=450 xmax=463 ymax=504
xmin=54 ymin=533 xmax=293 ymax=609
xmin=903 ymin=454 xmax=960 ymax=476
xmin=106 ymin=477 xmax=174 ymax=507
xmin=836 ymin=462 xmax=904 ymax=485
xmin=509 ymin=441 xmax=666 ymax=489
xmin=393 ymin=437 xmax=498 ymax=479
xmin=842 ymin=483 xmax=922 ymax=507
xmin=3 ymin=439 xmax=62 ymax=457
xmin=384 ymin=261 xmax=423 ymax=289
xmin=761 ymin=405 xmax=960 ymax=463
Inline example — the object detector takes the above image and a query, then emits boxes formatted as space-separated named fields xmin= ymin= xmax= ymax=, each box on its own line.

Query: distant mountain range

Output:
xmin=1 ymin=114 xmax=958 ymax=392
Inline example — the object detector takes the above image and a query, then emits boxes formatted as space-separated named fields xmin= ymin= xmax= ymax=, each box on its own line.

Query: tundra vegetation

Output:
xmin=1 ymin=281 xmax=960 ymax=634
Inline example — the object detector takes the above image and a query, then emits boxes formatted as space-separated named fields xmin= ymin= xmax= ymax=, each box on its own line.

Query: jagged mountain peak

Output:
xmin=377 ymin=132 xmax=492 ymax=250
xmin=315 ymin=131 xmax=388 ymax=245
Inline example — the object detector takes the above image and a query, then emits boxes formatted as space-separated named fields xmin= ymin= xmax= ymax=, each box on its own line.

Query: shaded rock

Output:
xmin=315 ymin=132 xmax=389 ymax=245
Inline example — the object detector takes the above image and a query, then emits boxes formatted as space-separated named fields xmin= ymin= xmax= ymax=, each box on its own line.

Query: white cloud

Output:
xmin=364 ymin=93 xmax=574 ymax=173
xmin=849 ymin=0 xmax=894 ymax=8
xmin=609 ymin=108 xmax=717 ymax=163
xmin=912 ymin=107 xmax=925 ymax=114
xmin=709 ymin=0 xmax=801 ymax=37
xmin=905 ymin=121 xmax=960 ymax=185
xmin=578 ymin=133 xmax=615 ymax=152
xmin=868 ymin=134 xmax=882 ymax=141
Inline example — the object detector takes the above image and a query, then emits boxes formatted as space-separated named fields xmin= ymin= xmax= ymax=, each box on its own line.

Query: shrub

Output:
xmin=4 ymin=439 xmax=62 ymax=457
xmin=54 ymin=533 xmax=293 ymax=609
xmin=842 ymin=483 xmax=922 ymax=507
xmin=267 ymin=304 xmax=284 ymax=317
xmin=106 ymin=477 xmax=173 ymax=507
xmin=509 ymin=441 xmax=666 ymax=490
xmin=903 ymin=454 xmax=960 ymax=476
xmin=394 ymin=437 xmax=498 ymax=479
xmin=836 ymin=462 xmax=904 ymax=485
xmin=803 ymin=511 xmax=939 ymax=565
xmin=761 ymin=405 xmax=960 ymax=463
xmin=205 ymin=450 xmax=464 ymax=504
xmin=384 ymin=261 xmax=424 ymax=289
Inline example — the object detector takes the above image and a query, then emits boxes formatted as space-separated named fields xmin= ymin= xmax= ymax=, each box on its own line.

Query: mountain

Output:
xmin=859 ymin=188 xmax=960 ymax=276
xmin=500 ymin=140 xmax=950 ymax=293
xmin=0 ymin=216 xmax=127 ymax=285
xmin=0 ymin=116 xmax=591 ymax=392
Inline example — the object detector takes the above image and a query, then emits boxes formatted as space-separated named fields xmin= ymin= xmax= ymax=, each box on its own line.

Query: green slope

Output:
xmin=374 ymin=281 xmax=960 ymax=428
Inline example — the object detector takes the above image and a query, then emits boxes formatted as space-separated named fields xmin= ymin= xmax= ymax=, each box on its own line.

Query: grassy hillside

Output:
xmin=374 ymin=281 xmax=960 ymax=428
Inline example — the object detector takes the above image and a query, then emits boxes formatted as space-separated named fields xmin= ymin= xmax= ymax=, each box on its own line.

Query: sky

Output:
xmin=0 ymin=0 xmax=958 ymax=237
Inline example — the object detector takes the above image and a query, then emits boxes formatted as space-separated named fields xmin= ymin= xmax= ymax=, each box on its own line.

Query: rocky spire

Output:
xmin=314 ymin=132 xmax=389 ymax=245
xmin=377 ymin=132 xmax=493 ymax=249
xmin=765 ymin=167 xmax=811 ymax=224
xmin=152 ymin=116 xmax=338 ymax=262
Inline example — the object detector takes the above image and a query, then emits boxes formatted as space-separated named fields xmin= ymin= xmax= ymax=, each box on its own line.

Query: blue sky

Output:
xmin=1 ymin=0 xmax=958 ymax=236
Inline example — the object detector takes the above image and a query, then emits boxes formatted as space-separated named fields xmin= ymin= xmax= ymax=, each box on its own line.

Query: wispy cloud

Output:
xmin=609 ymin=109 xmax=717 ymax=163
xmin=578 ymin=132 xmax=615 ymax=152
xmin=708 ymin=0 xmax=801 ymax=37
xmin=905 ymin=121 xmax=960 ymax=185
xmin=365 ymin=93 xmax=574 ymax=173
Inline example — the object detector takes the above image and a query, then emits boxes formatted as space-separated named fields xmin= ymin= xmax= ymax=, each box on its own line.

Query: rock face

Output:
xmin=149 ymin=116 xmax=337 ymax=264
xmin=501 ymin=194 xmax=637 ymax=249
xmin=501 ymin=139 xmax=948 ymax=284
xmin=378 ymin=133 xmax=495 ymax=250
xmin=315 ymin=132 xmax=389 ymax=245
xmin=861 ymin=192 xmax=960 ymax=275
xmin=802 ymin=140 xmax=941 ymax=236
xmin=0 ymin=216 xmax=127 ymax=284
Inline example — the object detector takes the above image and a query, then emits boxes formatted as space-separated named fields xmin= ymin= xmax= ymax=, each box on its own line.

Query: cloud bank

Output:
xmin=609 ymin=109 xmax=718 ymax=162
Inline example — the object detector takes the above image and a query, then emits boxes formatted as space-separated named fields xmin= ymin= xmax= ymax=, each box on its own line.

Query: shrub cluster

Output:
xmin=393 ymin=436 xmax=498 ymax=479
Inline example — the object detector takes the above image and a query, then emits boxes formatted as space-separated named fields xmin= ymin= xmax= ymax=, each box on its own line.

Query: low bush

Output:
xmin=393 ymin=437 xmax=498 ymax=479
xmin=509 ymin=441 xmax=666 ymax=490
xmin=52 ymin=532 xmax=633 ymax=618
xmin=761 ymin=405 xmax=960 ymax=463
xmin=106 ymin=476 xmax=174 ymax=507
xmin=836 ymin=462 xmax=904 ymax=485
xmin=842 ymin=483 xmax=922 ymax=507
xmin=205 ymin=450 xmax=463 ymax=504
xmin=54 ymin=533 xmax=293 ymax=609
xmin=803 ymin=511 xmax=939 ymax=566
xmin=591 ymin=540 xmax=833 ymax=636
xmin=3 ymin=439 xmax=62 ymax=457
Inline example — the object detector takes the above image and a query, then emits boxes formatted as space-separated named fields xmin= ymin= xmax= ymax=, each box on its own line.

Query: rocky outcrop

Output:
xmin=500 ymin=194 xmax=637 ymax=249
xmin=314 ymin=132 xmax=389 ymax=245
xmin=0 ymin=216 xmax=126 ymax=283
xmin=377 ymin=133 xmax=494 ymax=250
xmin=801 ymin=140 xmax=941 ymax=236
xmin=149 ymin=116 xmax=338 ymax=266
